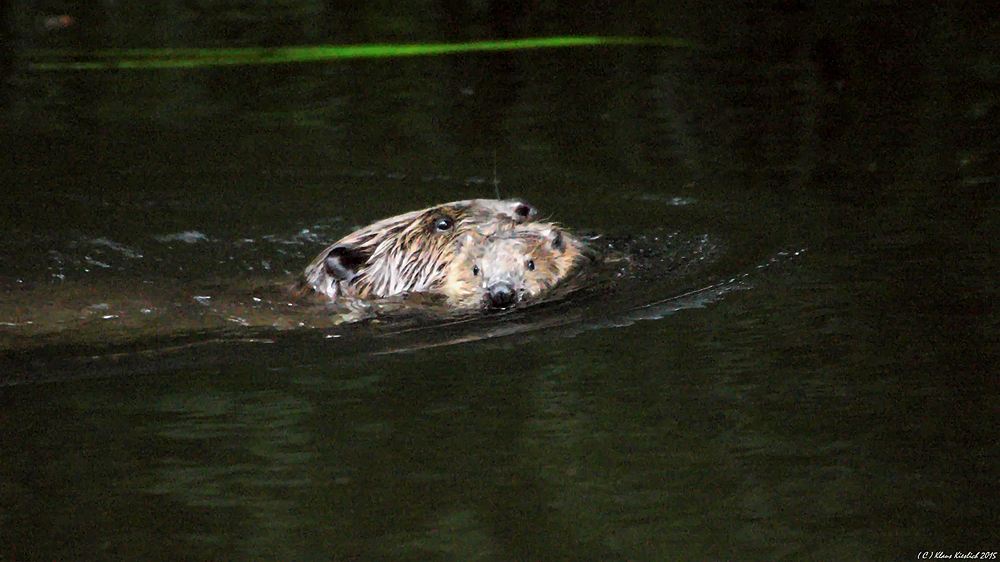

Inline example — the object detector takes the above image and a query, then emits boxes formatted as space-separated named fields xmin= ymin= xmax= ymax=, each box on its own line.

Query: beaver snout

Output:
xmin=486 ymin=281 xmax=518 ymax=309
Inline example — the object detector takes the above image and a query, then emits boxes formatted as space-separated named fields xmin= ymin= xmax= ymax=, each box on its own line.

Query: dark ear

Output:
xmin=512 ymin=200 xmax=537 ymax=222
xmin=323 ymin=245 xmax=371 ymax=281
xmin=550 ymin=229 xmax=565 ymax=252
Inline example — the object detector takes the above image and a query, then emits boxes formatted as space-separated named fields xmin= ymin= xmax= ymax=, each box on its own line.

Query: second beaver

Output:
xmin=302 ymin=198 xmax=538 ymax=302
xmin=441 ymin=223 xmax=595 ymax=310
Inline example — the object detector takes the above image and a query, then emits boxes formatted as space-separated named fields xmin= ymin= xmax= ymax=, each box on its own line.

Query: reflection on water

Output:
xmin=0 ymin=274 xmax=904 ymax=561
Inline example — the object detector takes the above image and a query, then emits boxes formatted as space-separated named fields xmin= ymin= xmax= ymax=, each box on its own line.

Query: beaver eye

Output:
xmin=473 ymin=265 xmax=480 ymax=276
xmin=526 ymin=259 xmax=535 ymax=271
xmin=434 ymin=217 xmax=455 ymax=232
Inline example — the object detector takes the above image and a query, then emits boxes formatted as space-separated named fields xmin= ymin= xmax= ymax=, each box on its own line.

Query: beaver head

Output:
xmin=303 ymin=198 xmax=538 ymax=301
xmin=442 ymin=223 xmax=593 ymax=310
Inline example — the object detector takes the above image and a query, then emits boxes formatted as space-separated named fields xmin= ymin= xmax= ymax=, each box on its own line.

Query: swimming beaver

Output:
xmin=441 ymin=223 xmax=594 ymax=310
xmin=302 ymin=199 xmax=538 ymax=302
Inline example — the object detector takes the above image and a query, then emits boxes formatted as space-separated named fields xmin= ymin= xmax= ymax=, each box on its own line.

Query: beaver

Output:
xmin=441 ymin=223 xmax=595 ymax=310
xmin=302 ymin=198 xmax=539 ymax=302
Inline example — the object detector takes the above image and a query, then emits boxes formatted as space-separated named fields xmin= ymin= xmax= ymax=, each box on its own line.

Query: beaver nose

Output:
xmin=486 ymin=281 xmax=517 ymax=309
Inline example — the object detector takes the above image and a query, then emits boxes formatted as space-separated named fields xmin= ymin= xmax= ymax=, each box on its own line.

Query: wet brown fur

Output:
xmin=441 ymin=223 xmax=593 ymax=309
xmin=302 ymin=199 xmax=538 ymax=302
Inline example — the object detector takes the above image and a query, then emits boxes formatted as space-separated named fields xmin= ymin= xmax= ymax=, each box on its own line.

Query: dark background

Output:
xmin=1 ymin=1 xmax=997 ymax=561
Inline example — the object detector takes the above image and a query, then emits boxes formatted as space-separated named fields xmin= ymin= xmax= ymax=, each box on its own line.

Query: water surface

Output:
xmin=1 ymin=3 xmax=997 ymax=561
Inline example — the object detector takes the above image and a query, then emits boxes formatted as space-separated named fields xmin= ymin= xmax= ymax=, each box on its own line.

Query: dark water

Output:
xmin=2 ymin=3 xmax=998 ymax=561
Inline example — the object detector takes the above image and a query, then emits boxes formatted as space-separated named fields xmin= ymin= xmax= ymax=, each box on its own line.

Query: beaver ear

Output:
xmin=512 ymin=200 xmax=537 ymax=222
xmin=323 ymin=245 xmax=371 ymax=281
xmin=549 ymin=229 xmax=565 ymax=252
